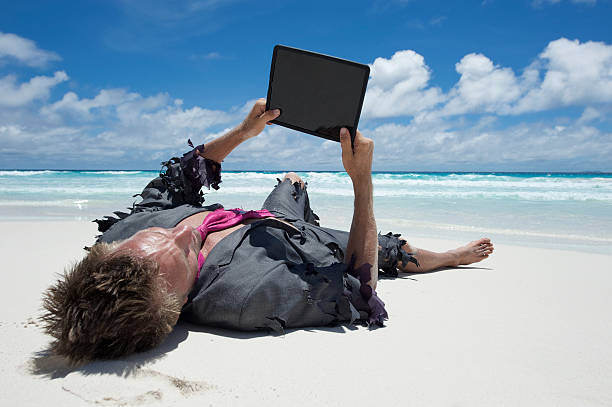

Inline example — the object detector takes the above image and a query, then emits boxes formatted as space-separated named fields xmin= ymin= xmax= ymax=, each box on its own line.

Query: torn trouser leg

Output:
xmin=376 ymin=232 xmax=419 ymax=277
xmin=261 ymin=178 xmax=320 ymax=226
xmin=262 ymin=176 xmax=418 ymax=277
xmin=313 ymin=227 xmax=420 ymax=277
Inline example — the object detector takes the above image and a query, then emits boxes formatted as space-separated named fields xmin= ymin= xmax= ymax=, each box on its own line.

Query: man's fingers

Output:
xmin=340 ymin=127 xmax=352 ymax=157
xmin=355 ymin=129 xmax=363 ymax=141
xmin=353 ymin=130 xmax=373 ymax=153
xmin=250 ymin=99 xmax=267 ymax=118
xmin=260 ymin=109 xmax=281 ymax=122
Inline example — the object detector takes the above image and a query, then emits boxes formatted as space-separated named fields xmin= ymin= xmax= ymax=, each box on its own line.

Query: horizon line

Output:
xmin=1 ymin=168 xmax=611 ymax=175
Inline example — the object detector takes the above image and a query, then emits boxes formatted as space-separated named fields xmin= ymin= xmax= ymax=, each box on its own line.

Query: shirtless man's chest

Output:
xmin=175 ymin=210 xmax=297 ymax=261
xmin=175 ymin=211 xmax=242 ymax=261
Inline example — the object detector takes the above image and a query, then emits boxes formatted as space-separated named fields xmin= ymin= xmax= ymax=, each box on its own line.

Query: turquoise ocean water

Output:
xmin=1 ymin=170 xmax=611 ymax=254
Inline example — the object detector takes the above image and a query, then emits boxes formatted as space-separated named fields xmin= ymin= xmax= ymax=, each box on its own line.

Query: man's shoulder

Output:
xmin=96 ymin=203 xmax=221 ymax=243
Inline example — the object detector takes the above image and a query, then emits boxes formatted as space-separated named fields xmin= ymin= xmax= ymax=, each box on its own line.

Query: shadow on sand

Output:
xmin=28 ymin=265 xmax=488 ymax=379
xmin=402 ymin=265 xmax=493 ymax=276
xmin=29 ymin=320 xmax=359 ymax=379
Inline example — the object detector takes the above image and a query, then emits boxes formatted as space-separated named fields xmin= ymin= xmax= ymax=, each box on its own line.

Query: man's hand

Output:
xmin=340 ymin=127 xmax=374 ymax=182
xmin=239 ymin=98 xmax=281 ymax=140
xmin=194 ymin=98 xmax=279 ymax=163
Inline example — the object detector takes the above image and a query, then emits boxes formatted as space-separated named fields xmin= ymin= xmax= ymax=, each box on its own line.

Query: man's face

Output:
xmin=117 ymin=225 xmax=202 ymax=304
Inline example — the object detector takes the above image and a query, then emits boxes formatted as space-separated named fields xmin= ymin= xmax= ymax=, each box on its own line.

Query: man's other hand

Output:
xmin=239 ymin=98 xmax=281 ymax=140
xmin=340 ymin=128 xmax=373 ymax=182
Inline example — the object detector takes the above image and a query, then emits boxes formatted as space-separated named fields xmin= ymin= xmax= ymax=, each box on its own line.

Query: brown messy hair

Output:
xmin=41 ymin=241 xmax=183 ymax=364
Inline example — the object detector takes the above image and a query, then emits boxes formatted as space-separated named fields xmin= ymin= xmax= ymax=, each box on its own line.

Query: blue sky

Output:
xmin=0 ymin=0 xmax=611 ymax=171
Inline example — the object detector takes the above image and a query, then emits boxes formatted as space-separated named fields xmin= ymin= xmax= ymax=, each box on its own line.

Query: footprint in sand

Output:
xmin=58 ymin=367 xmax=213 ymax=405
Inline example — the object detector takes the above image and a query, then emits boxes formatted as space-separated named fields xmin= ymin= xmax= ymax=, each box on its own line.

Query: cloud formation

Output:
xmin=366 ymin=38 xmax=612 ymax=118
xmin=0 ymin=34 xmax=611 ymax=171
xmin=0 ymin=71 xmax=68 ymax=107
xmin=514 ymin=38 xmax=612 ymax=113
xmin=367 ymin=116 xmax=611 ymax=171
xmin=441 ymin=53 xmax=525 ymax=116
xmin=0 ymin=83 xmax=246 ymax=169
xmin=0 ymin=32 xmax=60 ymax=67
xmin=362 ymin=50 xmax=444 ymax=118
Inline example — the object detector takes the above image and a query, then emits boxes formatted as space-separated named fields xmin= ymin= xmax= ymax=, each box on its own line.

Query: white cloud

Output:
xmin=441 ymin=53 xmax=523 ymax=116
xmin=366 ymin=116 xmax=612 ymax=170
xmin=2 ymin=80 xmax=611 ymax=170
xmin=0 ymin=71 xmax=68 ymax=107
xmin=163 ymin=106 xmax=235 ymax=130
xmin=0 ymin=32 xmax=60 ymax=67
xmin=362 ymin=50 xmax=444 ymax=119
xmin=577 ymin=106 xmax=604 ymax=124
xmin=0 ymin=85 xmax=247 ymax=168
xmin=436 ymin=38 xmax=612 ymax=116
xmin=362 ymin=38 xmax=612 ymax=119
xmin=1 ymin=35 xmax=611 ymax=171
xmin=42 ymin=89 xmax=139 ymax=119
xmin=513 ymin=38 xmax=612 ymax=113
xmin=42 ymin=88 xmax=236 ymax=133
xmin=230 ymin=125 xmax=348 ymax=169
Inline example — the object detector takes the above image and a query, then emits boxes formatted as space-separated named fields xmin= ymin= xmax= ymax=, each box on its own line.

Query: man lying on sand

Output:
xmin=41 ymin=99 xmax=494 ymax=364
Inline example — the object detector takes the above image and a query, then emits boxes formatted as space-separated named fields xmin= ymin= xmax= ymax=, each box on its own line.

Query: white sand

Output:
xmin=1 ymin=220 xmax=611 ymax=406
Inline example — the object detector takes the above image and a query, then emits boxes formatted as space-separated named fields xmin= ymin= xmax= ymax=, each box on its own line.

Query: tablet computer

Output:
xmin=265 ymin=45 xmax=370 ymax=143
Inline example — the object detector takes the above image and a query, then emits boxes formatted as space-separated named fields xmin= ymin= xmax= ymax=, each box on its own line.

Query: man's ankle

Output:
xmin=445 ymin=249 xmax=461 ymax=267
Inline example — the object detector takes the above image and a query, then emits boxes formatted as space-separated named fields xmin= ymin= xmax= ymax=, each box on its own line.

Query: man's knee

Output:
xmin=283 ymin=172 xmax=305 ymax=189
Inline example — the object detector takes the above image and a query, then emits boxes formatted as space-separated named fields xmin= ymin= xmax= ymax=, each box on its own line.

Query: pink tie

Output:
xmin=195 ymin=208 xmax=274 ymax=278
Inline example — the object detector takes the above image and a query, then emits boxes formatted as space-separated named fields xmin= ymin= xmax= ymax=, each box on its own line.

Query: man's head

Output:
xmin=118 ymin=224 xmax=202 ymax=304
xmin=41 ymin=224 xmax=202 ymax=363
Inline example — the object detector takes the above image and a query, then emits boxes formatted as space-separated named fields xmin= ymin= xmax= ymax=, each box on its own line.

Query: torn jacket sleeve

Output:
xmin=180 ymin=138 xmax=222 ymax=192
xmin=92 ymin=139 xmax=222 ymax=236
xmin=345 ymin=255 xmax=389 ymax=327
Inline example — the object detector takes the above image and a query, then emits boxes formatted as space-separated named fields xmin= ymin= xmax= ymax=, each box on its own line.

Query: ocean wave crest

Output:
xmin=0 ymin=170 xmax=69 ymax=176
xmin=81 ymin=170 xmax=144 ymax=175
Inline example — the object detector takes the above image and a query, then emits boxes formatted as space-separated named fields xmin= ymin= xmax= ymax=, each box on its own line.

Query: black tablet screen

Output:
xmin=266 ymin=46 xmax=369 ymax=142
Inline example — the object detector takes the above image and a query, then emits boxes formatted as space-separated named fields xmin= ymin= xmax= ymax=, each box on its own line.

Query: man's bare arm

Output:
xmin=340 ymin=128 xmax=378 ymax=290
xmin=197 ymin=98 xmax=280 ymax=163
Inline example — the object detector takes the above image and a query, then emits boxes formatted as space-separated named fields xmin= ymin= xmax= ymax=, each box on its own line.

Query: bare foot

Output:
xmin=448 ymin=238 xmax=494 ymax=266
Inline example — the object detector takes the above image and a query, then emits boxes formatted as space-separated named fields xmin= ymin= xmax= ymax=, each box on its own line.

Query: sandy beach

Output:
xmin=0 ymin=219 xmax=610 ymax=406
xmin=2 ymin=0 xmax=611 ymax=404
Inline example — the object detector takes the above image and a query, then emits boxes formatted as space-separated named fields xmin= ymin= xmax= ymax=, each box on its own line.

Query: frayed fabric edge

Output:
xmin=347 ymin=254 xmax=388 ymax=327
xmin=90 ymin=139 xmax=223 ymax=247
xmin=181 ymin=139 xmax=222 ymax=192
xmin=378 ymin=231 xmax=420 ymax=277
